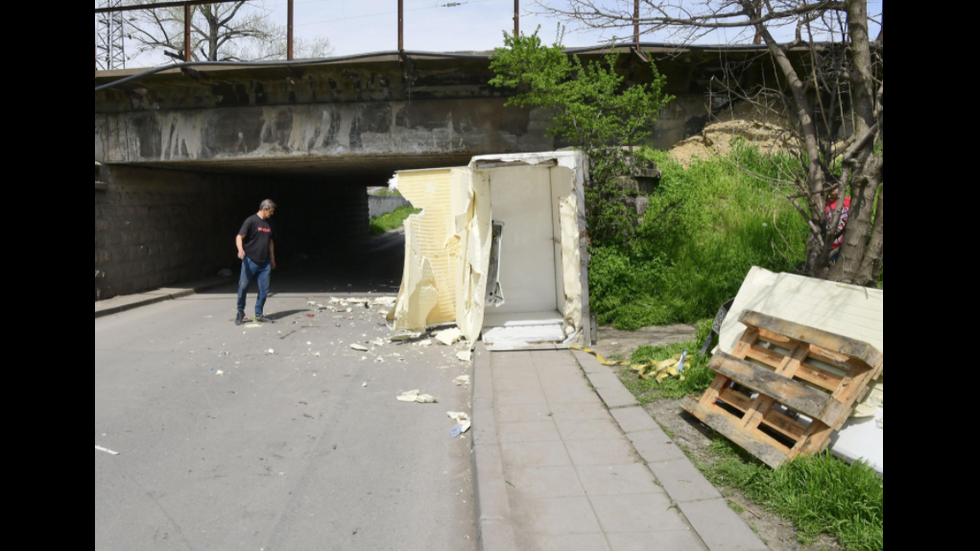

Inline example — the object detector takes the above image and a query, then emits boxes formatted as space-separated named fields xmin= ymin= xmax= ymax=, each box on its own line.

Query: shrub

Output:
xmin=591 ymin=145 xmax=807 ymax=330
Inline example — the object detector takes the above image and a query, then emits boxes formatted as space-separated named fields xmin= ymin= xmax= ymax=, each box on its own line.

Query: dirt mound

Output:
xmin=671 ymin=119 xmax=797 ymax=167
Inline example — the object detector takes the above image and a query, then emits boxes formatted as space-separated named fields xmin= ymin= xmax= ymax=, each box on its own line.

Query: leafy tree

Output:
xmin=490 ymin=29 xmax=673 ymax=244
xmin=538 ymin=0 xmax=884 ymax=286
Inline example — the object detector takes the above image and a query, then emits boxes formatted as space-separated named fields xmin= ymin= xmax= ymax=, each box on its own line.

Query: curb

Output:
xmin=570 ymin=349 xmax=769 ymax=551
xmin=95 ymin=279 xmax=234 ymax=319
xmin=470 ymin=343 xmax=519 ymax=551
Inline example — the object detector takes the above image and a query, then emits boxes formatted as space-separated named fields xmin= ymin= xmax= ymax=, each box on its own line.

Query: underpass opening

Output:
xmin=95 ymin=154 xmax=474 ymax=302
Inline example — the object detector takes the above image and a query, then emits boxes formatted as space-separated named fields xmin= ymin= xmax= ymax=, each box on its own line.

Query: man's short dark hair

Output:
xmin=260 ymin=199 xmax=277 ymax=211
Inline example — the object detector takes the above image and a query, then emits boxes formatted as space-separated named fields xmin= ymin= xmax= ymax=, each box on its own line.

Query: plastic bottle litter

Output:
xmin=676 ymin=349 xmax=689 ymax=373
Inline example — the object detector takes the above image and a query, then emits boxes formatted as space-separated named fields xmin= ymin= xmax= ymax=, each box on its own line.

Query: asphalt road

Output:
xmin=95 ymin=256 xmax=477 ymax=551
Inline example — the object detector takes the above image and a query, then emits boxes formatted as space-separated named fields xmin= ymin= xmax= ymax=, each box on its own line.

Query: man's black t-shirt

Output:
xmin=239 ymin=214 xmax=277 ymax=264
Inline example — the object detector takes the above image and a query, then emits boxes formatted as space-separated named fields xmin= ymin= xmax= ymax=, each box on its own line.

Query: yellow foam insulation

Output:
xmin=559 ymin=193 xmax=583 ymax=337
xmin=391 ymin=169 xmax=462 ymax=329
xmin=719 ymin=267 xmax=883 ymax=418
xmin=389 ymin=215 xmax=440 ymax=331
xmin=453 ymin=169 xmax=492 ymax=343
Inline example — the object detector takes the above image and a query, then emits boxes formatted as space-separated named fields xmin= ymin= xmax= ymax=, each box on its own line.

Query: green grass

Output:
xmin=590 ymin=144 xmax=808 ymax=330
xmin=618 ymin=320 xmax=717 ymax=401
xmin=699 ymin=438 xmax=883 ymax=551
xmin=370 ymin=206 xmax=421 ymax=236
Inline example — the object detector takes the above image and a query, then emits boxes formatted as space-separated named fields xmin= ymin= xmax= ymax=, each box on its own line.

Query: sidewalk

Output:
xmin=94 ymin=277 xmax=235 ymax=319
xmin=471 ymin=346 xmax=768 ymax=551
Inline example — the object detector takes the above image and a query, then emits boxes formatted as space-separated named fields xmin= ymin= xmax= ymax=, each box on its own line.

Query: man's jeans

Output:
xmin=237 ymin=257 xmax=272 ymax=316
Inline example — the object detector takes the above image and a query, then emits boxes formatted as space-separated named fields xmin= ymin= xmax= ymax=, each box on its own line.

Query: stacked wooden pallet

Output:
xmin=682 ymin=311 xmax=883 ymax=469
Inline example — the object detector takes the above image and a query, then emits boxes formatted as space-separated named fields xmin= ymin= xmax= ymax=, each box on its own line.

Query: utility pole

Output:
xmin=398 ymin=0 xmax=404 ymax=52
xmin=288 ymin=0 xmax=295 ymax=60
xmin=97 ymin=0 xmax=126 ymax=70
xmin=514 ymin=0 xmax=519 ymax=37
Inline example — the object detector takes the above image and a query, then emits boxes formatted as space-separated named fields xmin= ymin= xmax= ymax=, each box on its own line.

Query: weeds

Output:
xmin=701 ymin=438 xmax=883 ymax=551
xmin=369 ymin=206 xmax=421 ymax=236
xmin=617 ymin=320 xmax=716 ymax=401
xmin=590 ymin=145 xmax=808 ymax=330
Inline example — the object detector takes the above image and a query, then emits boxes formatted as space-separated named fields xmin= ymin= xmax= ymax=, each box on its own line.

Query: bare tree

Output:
xmin=122 ymin=0 xmax=331 ymax=63
xmin=538 ymin=0 xmax=883 ymax=286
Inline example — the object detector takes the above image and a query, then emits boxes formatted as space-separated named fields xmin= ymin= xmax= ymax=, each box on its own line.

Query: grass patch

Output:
xmin=700 ymin=438 xmax=883 ymax=551
xmin=617 ymin=320 xmax=716 ymax=402
xmin=370 ymin=206 xmax=420 ymax=236
xmin=590 ymin=145 xmax=808 ymax=330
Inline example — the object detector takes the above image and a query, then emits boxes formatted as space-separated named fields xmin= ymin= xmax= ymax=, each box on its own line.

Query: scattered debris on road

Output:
xmin=216 ymin=370 xmax=225 ymax=376
xmin=95 ymin=445 xmax=120 ymax=456
xmin=454 ymin=375 xmax=471 ymax=387
xmin=434 ymin=328 xmax=464 ymax=346
xmin=350 ymin=344 xmax=369 ymax=352
xmin=456 ymin=351 xmax=473 ymax=363
xmin=448 ymin=412 xmax=472 ymax=438
xmin=397 ymin=390 xmax=438 ymax=403
xmin=391 ymin=332 xmax=424 ymax=342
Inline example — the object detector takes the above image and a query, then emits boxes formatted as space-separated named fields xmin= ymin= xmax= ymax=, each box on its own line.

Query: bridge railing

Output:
xmin=94 ymin=0 xmax=525 ymax=72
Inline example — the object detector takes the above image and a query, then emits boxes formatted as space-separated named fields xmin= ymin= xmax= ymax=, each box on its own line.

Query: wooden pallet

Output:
xmin=682 ymin=311 xmax=883 ymax=469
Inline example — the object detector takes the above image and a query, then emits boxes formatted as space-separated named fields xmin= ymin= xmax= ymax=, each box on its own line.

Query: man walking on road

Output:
xmin=235 ymin=200 xmax=278 ymax=326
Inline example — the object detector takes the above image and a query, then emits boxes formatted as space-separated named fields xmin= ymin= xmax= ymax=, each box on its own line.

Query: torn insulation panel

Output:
xmin=390 ymin=151 xmax=592 ymax=351
xmin=390 ymin=169 xmax=463 ymax=331
xmin=559 ymin=192 xmax=584 ymax=338
xmin=453 ymin=169 xmax=492 ymax=343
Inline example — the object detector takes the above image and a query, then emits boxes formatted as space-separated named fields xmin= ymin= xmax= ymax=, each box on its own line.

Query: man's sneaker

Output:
xmin=235 ymin=312 xmax=245 ymax=326
xmin=255 ymin=315 xmax=273 ymax=323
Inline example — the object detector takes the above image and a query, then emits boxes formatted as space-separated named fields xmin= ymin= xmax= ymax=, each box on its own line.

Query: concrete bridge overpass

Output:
xmin=94 ymin=45 xmax=780 ymax=300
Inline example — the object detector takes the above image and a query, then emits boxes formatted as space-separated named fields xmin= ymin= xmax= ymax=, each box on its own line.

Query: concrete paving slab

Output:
xmin=493 ymin=403 xmax=554 ymax=424
xmin=678 ymin=499 xmax=768 ymax=551
xmin=496 ymin=388 xmax=550 ymax=406
xmin=502 ymin=466 xmax=586 ymax=499
xmin=571 ymin=348 xmax=614 ymax=375
xmin=566 ymin=439 xmax=640 ymax=467
xmin=540 ymin=373 xmax=593 ymax=389
xmin=549 ymin=402 xmax=613 ymax=421
xmin=628 ymin=430 xmax=688 ymax=463
xmin=473 ymin=444 xmax=512 ymax=520
xmin=477 ymin=519 xmax=519 ymax=551
xmin=610 ymin=407 xmax=662 ymax=434
xmin=576 ymin=464 xmax=666 ymax=497
xmin=596 ymin=384 xmax=640 ymax=409
xmin=492 ymin=373 xmax=542 ymax=392
xmin=537 ymin=534 xmax=612 ymax=551
xmin=607 ymin=531 xmax=708 ymax=551
xmin=474 ymin=356 xmax=495 ymax=400
xmin=498 ymin=421 xmax=562 ymax=443
xmin=587 ymin=372 xmax=625 ymax=390
xmin=648 ymin=459 xmax=723 ymax=503
xmin=544 ymin=385 xmax=604 ymax=405
xmin=501 ymin=441 xmax=572 ymax=469
xmin=532 ymin=353 xmax=582 ymax=369
xmin=591 ymin=494 xmax=691 ymax=533
xmin=522 ymin=497 xmax=603 ymax=535
xmin=556 ymin=418 xmax=625 ymax=441
xmin=472 ymin=397 xmax=498 ymax=446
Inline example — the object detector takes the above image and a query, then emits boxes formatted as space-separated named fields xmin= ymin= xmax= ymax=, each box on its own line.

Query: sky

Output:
xmin=97 ymin=0 xmax=882 ymax=69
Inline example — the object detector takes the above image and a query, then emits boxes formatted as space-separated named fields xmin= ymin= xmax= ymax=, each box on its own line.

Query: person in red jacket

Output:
xmin=825 ymin=187 xmax=851 ymax=264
